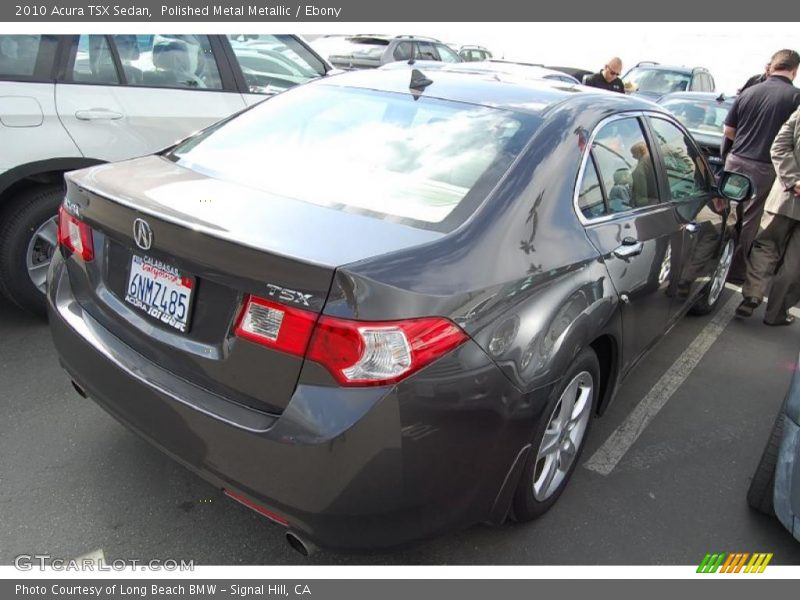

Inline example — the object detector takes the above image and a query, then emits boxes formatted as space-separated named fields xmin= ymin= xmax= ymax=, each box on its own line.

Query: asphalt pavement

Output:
xmin=1 ymin=288 xmax=799 ymax=565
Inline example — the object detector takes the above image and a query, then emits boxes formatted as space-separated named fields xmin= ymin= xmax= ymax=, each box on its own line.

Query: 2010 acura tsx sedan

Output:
xmin=47 ymin=68 xmax=751 ymax=554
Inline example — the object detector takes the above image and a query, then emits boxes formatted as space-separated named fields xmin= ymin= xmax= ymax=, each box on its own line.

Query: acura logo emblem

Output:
xmin=133 ymin=218 xmax=153 ymax=251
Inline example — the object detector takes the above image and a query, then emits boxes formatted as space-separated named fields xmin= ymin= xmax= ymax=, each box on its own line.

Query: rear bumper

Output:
xmin=48 ymin=253 xmax=543 ymax=550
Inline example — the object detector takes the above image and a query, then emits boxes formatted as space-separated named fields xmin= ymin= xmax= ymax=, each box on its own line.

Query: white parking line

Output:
xmin=584 ymin=292 xmax=741 ymax=475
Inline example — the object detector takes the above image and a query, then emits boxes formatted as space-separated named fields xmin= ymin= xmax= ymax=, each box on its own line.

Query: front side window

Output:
xmin=227 ymin=34 xmax=326 ymax=94
xmin=649 ymin=117 xmax=711 ymax=200
xmin=72 ymin=35 xmax=119 ymax=84
xmin=0 ymin=35 xmax=42 ymax=78
xmin=110 ymin=34 xmax=222 ymax=89
xmin=591 ymin=117 xmax=659 ymax=213
xmin=168 ymin=84 xmax=538 ymax=230
xmin=436 ymin=44 xmax=461 ymax=63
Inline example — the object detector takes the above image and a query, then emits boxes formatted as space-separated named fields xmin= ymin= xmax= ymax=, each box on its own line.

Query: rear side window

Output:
xmin=577 ymin=157 xmax=606 ymax=219
xmin=393 ymin=42 xmax=413 ymax=61
xmin=416 ymin=42 xmax=437 ymax=60
xmin=111 ymin=34 xmax=223 ymax=89
xmin=591 ymin=117 xmax=659 ymax=213
xmin=168 ymin=85 xmax=539 ymax=231
xmin=72 ymin=35 xmax=119 ymax=84
xmin=0 ymin=35 xmax=43 ymax=78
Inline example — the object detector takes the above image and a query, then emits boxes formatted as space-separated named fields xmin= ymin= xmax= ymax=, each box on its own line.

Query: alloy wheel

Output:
xmin=26 ymin=215 xmax=58 ymax=294
xmin=533 ymin=370 xmax=594 ymax=501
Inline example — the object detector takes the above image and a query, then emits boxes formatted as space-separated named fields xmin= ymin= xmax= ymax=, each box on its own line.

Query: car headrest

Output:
xmin=115 ymin=35 xmax=140 ymax=61
xmin=152 ymin=39 xmax=191 ymax=73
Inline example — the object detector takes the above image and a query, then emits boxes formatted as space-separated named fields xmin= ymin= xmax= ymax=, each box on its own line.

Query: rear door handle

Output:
xmin=685 ymin=222 xmax=699 ymax=233
xmin=75 ymin=109 xmax=123 ymax=121
xmin=613 ymin=237 xmax=644 ymax=259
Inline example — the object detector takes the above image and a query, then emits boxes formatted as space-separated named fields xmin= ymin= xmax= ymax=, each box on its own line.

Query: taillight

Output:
xmin=235 ymin=294 xmax=468 ymax=387
xmin=57 ymin=204 xmax=94 ymax=262
xmin=235 ymin=296 xmax=316 ymax=357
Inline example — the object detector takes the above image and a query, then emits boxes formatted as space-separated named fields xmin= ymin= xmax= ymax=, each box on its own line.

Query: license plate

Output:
xmin=125 ymin=254 xmax=194 ymax=333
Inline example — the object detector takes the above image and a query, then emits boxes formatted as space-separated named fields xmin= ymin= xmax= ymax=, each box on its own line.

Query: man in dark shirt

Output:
xmin=723 ymin=49 xmax=800 ymax=282
xmin=584 ymin=57 xmax=625 ymax=94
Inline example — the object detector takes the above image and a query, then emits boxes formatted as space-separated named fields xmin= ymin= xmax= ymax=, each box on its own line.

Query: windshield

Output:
xmin=659 ymin=99 xmax=730 ymax=136
xmin=168 ymin=84 xmax=538 ymax=230
xmin=624 ymin=68 xmax=691 ymax=95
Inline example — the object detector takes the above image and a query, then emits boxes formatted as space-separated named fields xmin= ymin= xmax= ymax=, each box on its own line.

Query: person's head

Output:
xmin=603 ymin=57 xmax=623 ymax=82
xmin=769 ymin=49 xmax=800 ymax=80
xmin=613 ymin=168 xmax=632 ymax=186
xmin=630 ymin=141 xmax=648 ymax=160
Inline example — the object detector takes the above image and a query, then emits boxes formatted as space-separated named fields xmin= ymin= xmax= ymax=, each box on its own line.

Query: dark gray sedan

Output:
xmin=47 ymin=69 xmax=749 ymax=553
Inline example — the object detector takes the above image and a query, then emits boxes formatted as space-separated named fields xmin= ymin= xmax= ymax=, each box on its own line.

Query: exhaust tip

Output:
xmin=285 ymin=531 xmax=316 ymax=557
xmin=70 ymin=380 xmax=87 ymax=398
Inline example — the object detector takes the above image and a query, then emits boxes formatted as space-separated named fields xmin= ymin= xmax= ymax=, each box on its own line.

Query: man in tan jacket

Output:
xmin=737 ymin=105 xmax=800 ymax=325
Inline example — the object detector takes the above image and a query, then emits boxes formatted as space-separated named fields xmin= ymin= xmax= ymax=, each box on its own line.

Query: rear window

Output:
xmin=0 ymin=35 xmax=43 ymax=78
xmin=168 ymin=84 xmax=538 ymax=231
xmin=659 ymin=99 xmax=731 ymax=136
xmin=625 ymin=68 xmax=691 ymax=96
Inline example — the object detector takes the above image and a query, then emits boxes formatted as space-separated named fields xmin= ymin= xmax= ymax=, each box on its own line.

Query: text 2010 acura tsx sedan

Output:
xmin=47 ymin=69 xmax=750 ymax=553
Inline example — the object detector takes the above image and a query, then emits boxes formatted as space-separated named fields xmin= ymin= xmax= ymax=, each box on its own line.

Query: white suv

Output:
xmin=0 ymin=34 xmax=332 ymax=315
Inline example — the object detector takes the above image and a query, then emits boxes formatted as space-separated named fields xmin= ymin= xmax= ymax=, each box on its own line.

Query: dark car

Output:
xmin=658 ymin=92 xmax=734 ymax=174
xmin=748 ymin=352 xmax=800 ymax=542
xmin=47 ymin=69 xmax=750 ymax=554
xmin=327 ymin=34 xmax=462 ymax=69
xmin=624 ymin=62 xmax=716 ymax=100
xmin=545 ymin=65 xmax=593 ymax=83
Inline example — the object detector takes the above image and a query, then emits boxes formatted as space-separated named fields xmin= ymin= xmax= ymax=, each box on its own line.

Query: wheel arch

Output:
xmin=589 ymin=333 xmax=621 ymax=416
xmin=0 ymin=158 xmax=106 ymax=210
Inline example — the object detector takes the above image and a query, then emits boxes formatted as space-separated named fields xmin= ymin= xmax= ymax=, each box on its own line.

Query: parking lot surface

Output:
xmin=1 ymin=288 xmax=799 ymax=565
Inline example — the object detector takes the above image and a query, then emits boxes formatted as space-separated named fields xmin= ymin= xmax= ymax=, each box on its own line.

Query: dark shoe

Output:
xmin=727 ymin=274 xmax=745 ymax=286
xmin=736 ymin=297 xmax=761 ymax=317
xmin=764 ymin=315 xmax=795 ymax=327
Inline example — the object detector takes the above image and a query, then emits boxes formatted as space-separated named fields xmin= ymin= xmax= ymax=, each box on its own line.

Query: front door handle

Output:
xmin=685 ymin=222 xmax=699 ymax=233
xmin=75 ymin=108 xmax=123 ymax=121
xmin=613 ymin=237 xmax=644 ymax=259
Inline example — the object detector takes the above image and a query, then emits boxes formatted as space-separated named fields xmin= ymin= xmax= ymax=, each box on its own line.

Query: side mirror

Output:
xmin=718 ymin=171 xmax=752 ymax=202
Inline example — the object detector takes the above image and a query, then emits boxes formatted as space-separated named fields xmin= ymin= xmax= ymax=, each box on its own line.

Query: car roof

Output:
xmin=657 ymin=91 xmax=733 ymax=105
xmin=319 ymin=68 xmax=666 ymax=117
xmin=627 ymin=63 xmax=706 ymax=74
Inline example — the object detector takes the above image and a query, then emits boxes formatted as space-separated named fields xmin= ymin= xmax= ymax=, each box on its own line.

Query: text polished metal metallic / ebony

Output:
xmin=47 ymin=68 xmax=750 ymax=551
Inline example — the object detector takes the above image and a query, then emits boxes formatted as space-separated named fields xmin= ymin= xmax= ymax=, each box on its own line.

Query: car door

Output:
xmin=577 ymin=115 xmax=682 ymax=374
xmin=222 ymin=34 xmax=330 ymax=107
xmin=646 ymin=114 xmax=728 ymax=321
xmin=55 ymin=34 xmax=247 ymax=162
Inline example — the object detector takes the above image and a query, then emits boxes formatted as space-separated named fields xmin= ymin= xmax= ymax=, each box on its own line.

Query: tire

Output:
xmin=513 ymin=347 xmax=600 ymax=521
xmin=0 ymin=184 xmax=64 ymax=317
xmin=689 ymin=238 xmax=734 ymax=316
xmin=747 ymin=411 xmax=784 ymax=516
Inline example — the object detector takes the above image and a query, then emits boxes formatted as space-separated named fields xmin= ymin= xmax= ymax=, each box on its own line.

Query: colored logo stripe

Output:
xmin=697 ymin=552 xmax=773 ymax=573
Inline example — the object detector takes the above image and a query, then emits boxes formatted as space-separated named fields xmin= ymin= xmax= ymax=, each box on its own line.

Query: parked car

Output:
xmin=48 ymin=68 xmax=750 ymax=553
xmin=623 ymin=61 xmax=716 ymax=100
xmin=546 ymin=65 xmax=594 ymax=83
xmin=657 ymin=92 xmax=734 ymax=174
xmin=459 ymin=45 xmax=493 ymax=62
xmin=748 ymin=353 xmax=800 ymax=542
xmin=0 ymin=33 xmax=332 ymax=315
xmin=380 ymin=59 xmax=580 ymax=84
xmin=327 ymin=34 xmax=462 ymax=69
